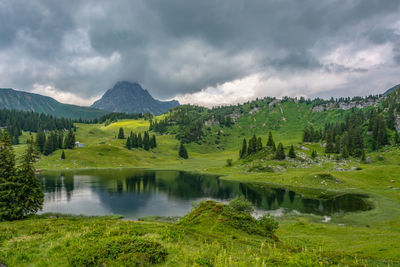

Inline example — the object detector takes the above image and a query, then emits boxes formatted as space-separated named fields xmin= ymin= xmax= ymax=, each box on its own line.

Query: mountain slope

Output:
xmin=91 ymin=81 xmax=179 ymax=115
xmin=383 ymin=84 xmax=400 ymax=96
xmin=0 ymin=88 xmax=108 ymax=119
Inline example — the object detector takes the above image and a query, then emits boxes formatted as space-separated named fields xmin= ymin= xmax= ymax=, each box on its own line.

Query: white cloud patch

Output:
xmin=32 ymin=84 xmax=99 ymax=106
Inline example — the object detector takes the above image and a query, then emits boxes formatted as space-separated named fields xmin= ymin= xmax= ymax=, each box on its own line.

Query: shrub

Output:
xmin=258 ymin=214 xmax=279 ymax=236
xmin=229 ymin=195 xmax=253 ymax=213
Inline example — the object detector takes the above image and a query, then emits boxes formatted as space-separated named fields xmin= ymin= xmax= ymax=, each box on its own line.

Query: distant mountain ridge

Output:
xmin=91 ymin=81 xmax=179 ymax=115
xmin=0 ymin=88 xmax=108 ymax=119
xmin=383 ymin=84 xmax=400 ymax=96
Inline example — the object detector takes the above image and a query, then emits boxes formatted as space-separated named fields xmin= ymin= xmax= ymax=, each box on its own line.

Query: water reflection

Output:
xmin=38 ymin=169 xmax=372 ymax=219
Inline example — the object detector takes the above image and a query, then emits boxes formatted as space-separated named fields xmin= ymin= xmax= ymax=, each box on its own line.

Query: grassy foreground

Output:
xmin=2 ymin=116 xmax=400 ymax=266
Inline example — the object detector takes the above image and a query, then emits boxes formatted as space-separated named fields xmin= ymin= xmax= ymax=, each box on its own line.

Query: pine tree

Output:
xmin=0 ymin=132 xmax=16 ymax=181
xmin=274 ymin=143 xmax=285 ymax=160
xmin=14 ymin=137 xmax=43 ymax=219
xmin=395 ymin=131 xmax=400 ymax=144
xmin=36 ymin=129 xmax=46 ymax=153
xmin=0 ymin=132 xmax=18 ymax=220
xmin=143 ymin=132 xmax=150 ymax=151
xmin=325 ymin=130 xmax=334 ymax=153
xmin=267 ymin=131 xmax=275 ymax=149
xmin=239 ymin=138 xmax=247 ymax=159
xmin=64 ymin=129 xmax=75 ymax=149
xmin=126 ymin=136 xmax=132 ymax=150
xmin=288 ymin=145 xmax=296 ymax=158
xmin=58 ymin=130 xmax=64 ymax=149
xmin=61 ymin=150 xmax=66 ymax=159
xmin=137 ymin=133 xmax=142 ymax=148
xmin=43 ymin=136 xmax=53 ymax=156
xmin=248 ymin=134 xmax=257 ymax=155
xmin=132 ymin=133 xmax=138 ymax=148
xmin=118 ymin=128 xmax=125 ymax=139
xmin=179 ymin=142 xmax=188 ymax=159
xmin=150 ymin=135 xmax=157 ymax=149
xmin=256 ymin=137 xmax=263 ymax=151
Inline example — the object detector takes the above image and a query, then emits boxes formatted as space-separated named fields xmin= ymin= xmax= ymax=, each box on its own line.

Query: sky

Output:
xmin=1 ymin=0 xmax=400 ymax=107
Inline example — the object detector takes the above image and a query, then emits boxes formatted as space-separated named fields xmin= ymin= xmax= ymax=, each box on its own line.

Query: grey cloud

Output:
xmin=0 ymin=0 xmax=400 ymax=103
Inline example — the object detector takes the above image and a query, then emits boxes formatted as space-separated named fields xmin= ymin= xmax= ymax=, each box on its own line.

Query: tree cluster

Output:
xmin=36 ymin=129 xmax=76 ymax=156
xmin=125 ymin=131 xmax=157 ymax=151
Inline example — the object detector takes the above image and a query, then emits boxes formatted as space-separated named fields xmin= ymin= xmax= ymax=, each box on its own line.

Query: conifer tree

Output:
xmin=395 ymin=131 xmax=400 ymax=144
xmin=247 ymin=134 xmax=257 ymax=155
xmin=137 ymin=133 xmax=142 ymax=148
xmin=36 ymin=129 xmax=46 ymax=153
xmin=43 ymin=136 xmax=53 ymax=156
xmin=325 ymin=130 xmax=334 ymax=153
xmin=132 ymin=133 xmax=138 ymax=148
xmin=143 ymin=131 xmax=150 ymax=151
xmin=0 ymin=132 xmax=18 ymax=220
xmin=58 ymin=130 xmax=64 ymax=149
xmin=239 ymin=138 xmax=247 ymax=159
xmin=256 ymin=137 xmax=263 ymax=151
xmin=64 ymin=129 xmax=76 ymax=149
xmin=179 ymin=142 xmax=188 ymax=159
xmin=275 ymin=142 xmax=285 ymax=160
xmin=288 ymin=145 xmax=296 ymax=158
xmin=150 ymin=135 xmax=157 ymax=149
xmin=118 ymin=128 xmax=125 ymax=139
xmin=61 ymin=150 xmax=66 ymax=159
xmin=267 ymin=131 xmax=275 ymax=149
xmin=14 ymin=137 xmax=43 ymax=219
xmin=126 ymin=136 xmax=132 ymax=149
xmin=0 ymin=132 xmax=16 ymax=181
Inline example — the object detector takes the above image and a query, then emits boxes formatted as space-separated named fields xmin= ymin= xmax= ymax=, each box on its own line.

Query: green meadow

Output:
xmin=2 ymin=101 xmax=400 ymax=266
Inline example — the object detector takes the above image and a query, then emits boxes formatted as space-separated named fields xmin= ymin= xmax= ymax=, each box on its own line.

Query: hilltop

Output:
xmin=92 ymin=81 xmax=179 ymax=115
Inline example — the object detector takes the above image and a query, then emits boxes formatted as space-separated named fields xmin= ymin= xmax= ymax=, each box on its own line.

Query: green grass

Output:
xmin=4 ymin=104 xmax=400 ymax=266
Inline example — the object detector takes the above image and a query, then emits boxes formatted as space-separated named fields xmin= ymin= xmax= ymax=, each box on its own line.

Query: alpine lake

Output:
xmin=38 ymin=168 xmax=372 ymax=220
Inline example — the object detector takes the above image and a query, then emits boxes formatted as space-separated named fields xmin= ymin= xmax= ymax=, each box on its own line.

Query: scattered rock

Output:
xmin=366 ymin=156 xmax=371 ymax=163
xmin=391 ymin=180 xmax=396 ymax=183
xmin=388 ymin=186 xmax=393 ymax=189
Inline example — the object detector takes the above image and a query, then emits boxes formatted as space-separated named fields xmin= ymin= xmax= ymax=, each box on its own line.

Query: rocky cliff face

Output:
xmin=91 ymin=81 xmax=179 ymax=115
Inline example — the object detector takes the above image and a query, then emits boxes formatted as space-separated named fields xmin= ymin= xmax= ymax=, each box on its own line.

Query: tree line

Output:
xmin=35 ymin=129 xmax=76 ymax=156
xmin=0 ymin=109 xmax=74 ymax=145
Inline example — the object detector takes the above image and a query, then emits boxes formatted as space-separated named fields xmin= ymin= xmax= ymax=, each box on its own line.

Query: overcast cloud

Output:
xmin=1 ymin=0 xmax=400 ymax=106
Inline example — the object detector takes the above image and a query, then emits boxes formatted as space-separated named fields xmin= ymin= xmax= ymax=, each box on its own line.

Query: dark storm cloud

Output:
xmin=0 ymin=0 xmax=400 ymax=104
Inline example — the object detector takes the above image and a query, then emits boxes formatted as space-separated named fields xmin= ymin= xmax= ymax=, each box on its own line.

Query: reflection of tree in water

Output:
xmin=39 ymin=170 xmax=372 ymax=216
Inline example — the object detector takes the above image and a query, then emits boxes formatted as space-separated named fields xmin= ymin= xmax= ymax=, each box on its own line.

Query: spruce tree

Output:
xmin=36 ymin=129 xmax=46 ymax=153
xmin=143 ymin=132 xmax=150 ymax=151
xmin=248 ymin=134 xmax=257 ymax=155
xmin=325 ymin=130 xmax=334 ymax=153
xmin=14 ymin=138 xmax=43 ymax=219
xmin=256 ymin=137 xmax=263 ymax=151
xmin=395 ymin=131 xmax=400 ymax=144
xmin=361 ymin=149 xmax=366 ymax=162
xmin=118 ymin=128 xmax=125 ymax=139
xmin=0 ymin=132 xmax=18 ymax=220
xmin=137 ymin=133 xmax=142 ymax=148
xmin=179 ymin=142 xmax=188 ymax=159
xmin=43 ymin=136 xmax=53 ymax=156
xmin=150 ymin=135 xmax=157 ymax=149
xmin=132 ymin=133 xmax=138 ymax=148
xmin=239 ymin=138 xmax=247 ymax=159
xmin=288 ymin=145 xmax=296 ymax=158
xmin=267 ymin=131 xmax=275 ymax=149
xmin=126 ymin=136 xmax=132 ymax=149
xmin=61 ymin=150 xmax=66 ymax=159
xmin=275 ymin=143 xmax=285 ymax=160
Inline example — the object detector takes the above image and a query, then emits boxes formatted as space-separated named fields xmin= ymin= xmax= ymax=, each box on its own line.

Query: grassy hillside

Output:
xmin=3 ymin=92 xmax=400 ymax=266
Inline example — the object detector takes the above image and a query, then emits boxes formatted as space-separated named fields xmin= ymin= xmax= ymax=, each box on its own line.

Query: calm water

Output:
xmin=38 ymin=169 xmax=372 ymax=219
